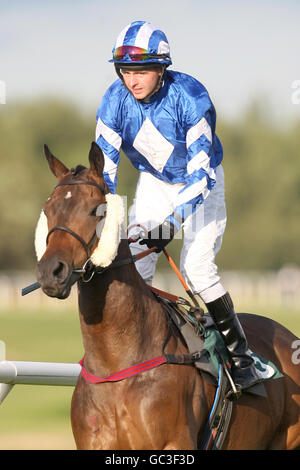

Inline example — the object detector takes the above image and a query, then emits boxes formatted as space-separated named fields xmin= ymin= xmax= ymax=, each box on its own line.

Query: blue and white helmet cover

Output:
xmin=110 ymin=20 xmax=172 ymax=66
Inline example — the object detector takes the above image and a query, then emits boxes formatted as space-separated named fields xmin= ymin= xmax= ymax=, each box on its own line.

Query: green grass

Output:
xmin=1 ymin=308 xmax=83 ymax=362
xmin=235 ymin=302 xmax=300 ymax=338
xmin=0 ymin=303 xmax=298 ymax=449
xmin=0 ymin=307 xmax=82 ymax=446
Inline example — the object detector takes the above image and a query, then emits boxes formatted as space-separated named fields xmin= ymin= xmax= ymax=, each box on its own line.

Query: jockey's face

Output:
xmin=121 ymin=68 xmax=163 ymax=100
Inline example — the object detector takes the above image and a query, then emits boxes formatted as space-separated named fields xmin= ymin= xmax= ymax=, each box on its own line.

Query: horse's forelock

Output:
xmin=70 ymin=165 xmax=87 ymax=176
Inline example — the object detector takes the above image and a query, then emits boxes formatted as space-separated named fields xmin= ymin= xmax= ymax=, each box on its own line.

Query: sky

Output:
xmin=1 ymin=0 xmax=300 ymax=122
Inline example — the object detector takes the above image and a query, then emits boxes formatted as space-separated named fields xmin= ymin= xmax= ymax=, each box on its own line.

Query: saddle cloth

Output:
xmin=156 ymin=293 xmax=283 ymax=387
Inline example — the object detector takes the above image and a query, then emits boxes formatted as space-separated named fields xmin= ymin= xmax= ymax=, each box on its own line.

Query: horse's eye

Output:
xmin=90 ymin=207 xmax=98 ymax=217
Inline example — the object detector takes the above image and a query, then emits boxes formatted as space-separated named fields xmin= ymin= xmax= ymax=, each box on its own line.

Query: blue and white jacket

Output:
xmin=95 ymin=70 xmax=223 ymax=230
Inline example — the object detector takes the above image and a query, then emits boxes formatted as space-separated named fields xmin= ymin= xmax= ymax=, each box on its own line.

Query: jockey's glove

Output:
xmin=139 ymin=220 xmax=175 ymax=253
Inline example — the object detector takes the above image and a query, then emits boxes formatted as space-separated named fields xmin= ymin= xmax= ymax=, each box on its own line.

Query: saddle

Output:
xmin=149 ymin=285 xmax=283 ymax=450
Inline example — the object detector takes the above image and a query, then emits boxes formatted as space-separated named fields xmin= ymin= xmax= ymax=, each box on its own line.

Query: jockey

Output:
xmin=95 ymin=20 xmax=261 ymax=392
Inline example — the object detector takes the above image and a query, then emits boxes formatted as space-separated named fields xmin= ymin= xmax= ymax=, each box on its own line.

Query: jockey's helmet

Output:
xmin=110 ymin=21 xmax=172 ymax=73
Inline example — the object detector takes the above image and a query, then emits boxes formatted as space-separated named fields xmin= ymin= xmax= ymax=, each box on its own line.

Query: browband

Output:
xmin=55 ymin=180 xmax=107 ymax=194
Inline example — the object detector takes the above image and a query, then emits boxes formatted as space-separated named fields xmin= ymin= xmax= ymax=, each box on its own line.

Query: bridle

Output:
xmin=46 ymin=180 xmax=156 ymax=284
xmin=44 ymin=179 xmax=151 ymax=284
xmin=46 ymin=179 xmax=108 ymax=276
xmin=23 ymin=179 xmax=156 ymax=296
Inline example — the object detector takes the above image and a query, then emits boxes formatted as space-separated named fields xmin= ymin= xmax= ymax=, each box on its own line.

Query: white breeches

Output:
xmin=127 ymin=165 xmax=227 ymax=303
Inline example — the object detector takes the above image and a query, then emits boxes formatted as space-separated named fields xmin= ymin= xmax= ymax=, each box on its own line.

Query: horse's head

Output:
xmin=35 ymin=142 xmax=124 ymax=299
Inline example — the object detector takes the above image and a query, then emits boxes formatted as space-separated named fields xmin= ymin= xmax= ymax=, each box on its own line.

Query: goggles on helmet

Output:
xmin=114 ymin=46 xmax=148 ymax=61
xmin=112 ymin=45 xmax=170 ymax=63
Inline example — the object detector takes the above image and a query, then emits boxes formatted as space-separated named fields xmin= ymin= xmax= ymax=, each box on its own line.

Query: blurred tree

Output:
xmin=217 ymin=104 xmax=300 ymax=270
xmin=0 ymin=99 xmax=94 ymax=270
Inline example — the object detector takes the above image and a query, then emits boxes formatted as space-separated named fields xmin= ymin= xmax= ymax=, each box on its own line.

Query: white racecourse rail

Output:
xmin=0 ymin=341 xmax=80 ymax=404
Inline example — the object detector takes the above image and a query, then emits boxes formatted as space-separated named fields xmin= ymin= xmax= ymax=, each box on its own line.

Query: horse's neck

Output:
xmin=78 ymin=240 xmax=167 ymax=375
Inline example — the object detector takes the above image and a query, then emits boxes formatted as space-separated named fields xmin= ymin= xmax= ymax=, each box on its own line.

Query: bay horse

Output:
xmin=36 ymin=142 xmax=300 ymax=450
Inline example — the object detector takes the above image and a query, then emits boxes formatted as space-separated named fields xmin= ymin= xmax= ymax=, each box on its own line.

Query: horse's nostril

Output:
xmin=53 ymin=261 xmax=68 ymax=281
xmin=37 ymin=256 xmax=71 ymax=299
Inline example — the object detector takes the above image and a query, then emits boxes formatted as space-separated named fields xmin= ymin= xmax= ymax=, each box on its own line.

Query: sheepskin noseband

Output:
xmin=34 ymin=193 xmax=125 ymax=268
xmin=90 ymin=193 xmax=125 ymax=267
xmin=34 ymin=210 xmax=48 ymax=261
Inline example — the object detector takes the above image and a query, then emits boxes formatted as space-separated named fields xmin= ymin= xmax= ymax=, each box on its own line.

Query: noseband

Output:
xmin=46 ymin=180 xmax=107 ymax=259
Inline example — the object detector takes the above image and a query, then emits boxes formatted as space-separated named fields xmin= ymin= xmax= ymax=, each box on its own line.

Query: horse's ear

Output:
xmin=44 ymin=145 xmax=69 ymax=180
xmin=89 ymin=142 xmax=104 ymax=176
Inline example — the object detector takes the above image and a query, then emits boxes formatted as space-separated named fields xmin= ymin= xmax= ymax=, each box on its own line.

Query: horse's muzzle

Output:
xmin=37 ymin=255 xmax=73 ymax=299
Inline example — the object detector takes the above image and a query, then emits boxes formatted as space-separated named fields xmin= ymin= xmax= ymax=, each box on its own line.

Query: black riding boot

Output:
xmin=205 ymin=292 xmax=262 ymax=391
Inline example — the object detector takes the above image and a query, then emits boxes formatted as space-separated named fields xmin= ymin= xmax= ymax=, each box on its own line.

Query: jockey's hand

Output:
xmin=139 ymin=220 xmax=175 ymax=253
